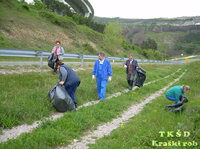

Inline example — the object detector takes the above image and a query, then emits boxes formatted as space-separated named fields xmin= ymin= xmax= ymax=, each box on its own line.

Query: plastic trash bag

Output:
xmin=165 ymin=95 xmax=188 ymax=112
xmin=48 ymin=83 xmax=75 ymax=112
xmin=135 ymin=67 xmax=146 ymax=87
xmin=48 ymin=53 xmax=57 ymax=69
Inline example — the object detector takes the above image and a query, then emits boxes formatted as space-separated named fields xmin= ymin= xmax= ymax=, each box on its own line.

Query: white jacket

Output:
xmin=51 ymin=46 xmax=64 ymax=60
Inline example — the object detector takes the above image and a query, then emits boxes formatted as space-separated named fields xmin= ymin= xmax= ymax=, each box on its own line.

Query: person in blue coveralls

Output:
xmin=165 ymin=85 xmax=190 ymax=103
xmin=92 ymin=52 xmax=112 ymax=101
xmin=56 ymin=61 xmax=80 ymax=108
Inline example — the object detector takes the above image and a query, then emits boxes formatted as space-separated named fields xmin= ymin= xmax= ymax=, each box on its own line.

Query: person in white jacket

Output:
xmin=51 ymin=40 xmax=64 ymax=74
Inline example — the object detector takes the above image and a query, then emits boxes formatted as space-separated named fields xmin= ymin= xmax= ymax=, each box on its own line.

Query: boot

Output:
xmin=127 ymin=80 xmax=130 ymax=86
xmin=129 ymin=80 xmax=133 ymax=90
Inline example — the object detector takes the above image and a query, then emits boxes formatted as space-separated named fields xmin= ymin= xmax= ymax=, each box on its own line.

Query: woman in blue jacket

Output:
xmin=92 ymin=52 xmax=112 ymax=101
xmin=56 ymin=61 xmax=80 ymax=108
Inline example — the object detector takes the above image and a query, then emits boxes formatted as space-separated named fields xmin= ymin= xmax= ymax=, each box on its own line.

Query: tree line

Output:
xmin=35 ymin=0 xmax=105 ymax=33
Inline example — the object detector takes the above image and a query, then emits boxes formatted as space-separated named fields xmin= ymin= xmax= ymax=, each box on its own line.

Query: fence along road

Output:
xmin=0 ymin=48 xmax=186 ymax=67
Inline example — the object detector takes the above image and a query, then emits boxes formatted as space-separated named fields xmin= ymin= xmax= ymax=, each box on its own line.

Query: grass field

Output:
xmin=0 ymin=63 xmax=188 ymax=148
xmin=89 ymin=62 xmax=200 ymax=149
xmin=0 ymin=64 xmax=181 ymax=129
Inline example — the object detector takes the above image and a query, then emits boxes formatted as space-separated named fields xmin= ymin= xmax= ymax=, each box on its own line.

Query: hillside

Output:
xmin=93 ymin=16 xmax=200 ymax=56
xmin=0 ymin=0 xmax=155 ymax=59
xmin=0 ymin=0 xmax=103 ymax=55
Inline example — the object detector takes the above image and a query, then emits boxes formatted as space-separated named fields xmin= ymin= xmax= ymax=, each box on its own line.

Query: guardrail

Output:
xmin=0 ymin=48 xmax=185 ymax=67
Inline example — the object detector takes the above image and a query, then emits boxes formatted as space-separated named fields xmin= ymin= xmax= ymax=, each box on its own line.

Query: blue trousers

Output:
xmin=96 ymin=77 xmax=107 ymax=100
xmin=65 ymin=82 xmax=79 ymax=104
xmin=166 ymin=96 xmax=178 ymax=103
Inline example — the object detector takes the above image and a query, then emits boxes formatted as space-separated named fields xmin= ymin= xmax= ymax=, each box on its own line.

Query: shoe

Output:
xmin=129 ymin=86 xmax=132 ymax=90
xmin=75 ymin=103 xmax=78 ymax=108
xmin=97 ymin=97 xmax=101 ymax=100
xmin=53 ymin=72 xmax=57 ymax=75
xmin=99 ymin=99 xmax=104 ymax=102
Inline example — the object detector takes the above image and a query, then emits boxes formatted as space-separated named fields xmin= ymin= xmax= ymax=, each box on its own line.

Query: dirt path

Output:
xmin=62 ymin=71 xmax=186 ymax=149
xmin=0 ymin=69 xmax=181 ymax=143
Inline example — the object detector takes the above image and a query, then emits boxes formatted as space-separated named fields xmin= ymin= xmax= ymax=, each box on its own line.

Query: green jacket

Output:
xmin=166 ymin=85 xmax=184 ymax=101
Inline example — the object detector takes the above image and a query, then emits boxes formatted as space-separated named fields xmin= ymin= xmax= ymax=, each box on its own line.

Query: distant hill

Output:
xmin=93 ymin=16 xmax=200 ymax=56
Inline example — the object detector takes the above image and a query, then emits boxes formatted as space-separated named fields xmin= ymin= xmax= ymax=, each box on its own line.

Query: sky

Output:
xmin=25 ymin=0 xmax=200 ymax=19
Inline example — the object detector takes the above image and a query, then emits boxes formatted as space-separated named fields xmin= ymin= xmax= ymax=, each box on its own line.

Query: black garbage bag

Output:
xmin=48 ymin=53 xmax=57 ymax=69
xmin=135 ymin=67 xmax=146 ymax=87
xmin=165 ymin=95 xmax=188 ymax=112
xmin=48 ymin=83 xmax=75 ymax=112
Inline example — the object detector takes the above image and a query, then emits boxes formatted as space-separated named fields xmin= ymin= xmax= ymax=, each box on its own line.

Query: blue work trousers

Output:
xmin=166 ymin=96 xmax=179 ymax=103
xmin=96 ymin=77 xmax=107 ymax=100
xmin=65 ymin=82 xmax=79 ymax=104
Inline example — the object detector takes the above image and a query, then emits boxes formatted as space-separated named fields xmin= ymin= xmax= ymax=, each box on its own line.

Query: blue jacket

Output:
xmin=59 ymin=65 xmax=80 ymax=87
xmin=93 ymin=58 xmax=112 ymax=80
xmin=126 ymin=59 xmax=137 ymax=74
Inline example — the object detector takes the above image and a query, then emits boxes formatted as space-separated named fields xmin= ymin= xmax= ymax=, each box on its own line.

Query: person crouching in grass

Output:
xmin=165 ymin=85 xmax=190 ymax=103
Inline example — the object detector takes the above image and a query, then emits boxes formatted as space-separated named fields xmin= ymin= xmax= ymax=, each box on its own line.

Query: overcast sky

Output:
xmin=25 ymin=0 xmax=200 ymax=19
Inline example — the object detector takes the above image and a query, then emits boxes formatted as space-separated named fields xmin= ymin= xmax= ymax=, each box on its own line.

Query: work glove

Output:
xmin=92 ymin=75 xmax=95 ymax=80
xmin=108 ymin=76 xmax=112 ymax=82
xmin=124 ymin=64 xmax=127 ymax=68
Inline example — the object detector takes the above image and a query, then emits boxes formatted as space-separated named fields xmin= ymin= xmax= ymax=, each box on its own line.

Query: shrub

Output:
xmin=33 ymin=0 xmax=45 ymax=10
xmin=22 ymin=3 xmax=29 ymax=11
xmin=82 ymin=43 xmax=96 ymax=54
xmin=0 ymin=35 xmax=4 ymax=41
xmin=39 ymin=11 xmax=76 ymax=29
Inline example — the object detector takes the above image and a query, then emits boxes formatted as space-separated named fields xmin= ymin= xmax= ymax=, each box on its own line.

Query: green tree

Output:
xmin=141 ymin=38 xmax=157 ymax=51
xmin=33 ymin=0 xmax=45 ymax=9
xmin=103 ymin=22 xmax=123 ymax=55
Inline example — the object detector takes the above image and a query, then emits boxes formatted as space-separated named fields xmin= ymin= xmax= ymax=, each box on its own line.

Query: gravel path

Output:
xmin=62 ymin=71 xmax=186 ymax=149
xmin=0 ymin=67 xmax=90 ymax=74
xmin=0 ymin=69 xmax=181 ymax=143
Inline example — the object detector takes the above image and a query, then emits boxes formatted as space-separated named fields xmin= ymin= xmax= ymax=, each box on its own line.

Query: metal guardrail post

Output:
xmin=81 ymin=54 xmax=84 ymax=67
xmin=40 ymin=55 xmax=43 ymax=68
xmin=36 ymin=51 xmax=43 ymax=68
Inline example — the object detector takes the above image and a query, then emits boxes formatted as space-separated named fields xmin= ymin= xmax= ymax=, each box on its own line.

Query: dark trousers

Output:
xmin=127 ymin=73 xmax=136 ymax=87
xmin=54 ymin=59 xmax=59 ymax=72
xmin=65 ymin=82 xmax=80 ymax=104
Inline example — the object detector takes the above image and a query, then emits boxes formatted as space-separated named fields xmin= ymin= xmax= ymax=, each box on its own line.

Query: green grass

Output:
xmin=0 ymin=64 xmax=185 ymax=149
xmin=0 ymin=64 xmax=181 ymax=130
xmin=88 ymin=62 xmax=200 ymax=149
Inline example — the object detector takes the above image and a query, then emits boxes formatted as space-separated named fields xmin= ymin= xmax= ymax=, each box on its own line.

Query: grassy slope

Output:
xmin=0 ymin=0 xmax=142 ymax=58
xmin=89 ymin=62 xmax=200 ymax=149
xmin=0 ymin=1 xmax=102 ymax=54
xmin=0 ymin=64 xmax=184 ymax=148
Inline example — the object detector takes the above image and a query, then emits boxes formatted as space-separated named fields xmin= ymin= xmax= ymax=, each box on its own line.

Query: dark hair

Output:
xmin=56 ymin=61 xmax=63 ymax=67
xmin=56 ymin=40 xmax=61 ymax=44
xmin=98 ymin=51 xmax=105 ymax=57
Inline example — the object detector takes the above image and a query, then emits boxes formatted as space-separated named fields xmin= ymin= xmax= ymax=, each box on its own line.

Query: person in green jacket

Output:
xmin=165 ymin=85 xmax=190 ymax=103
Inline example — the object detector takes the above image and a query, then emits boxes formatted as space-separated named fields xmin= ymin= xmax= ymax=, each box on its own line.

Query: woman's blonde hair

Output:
xmin=183 ymin=85 xmax=190 ymax=91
